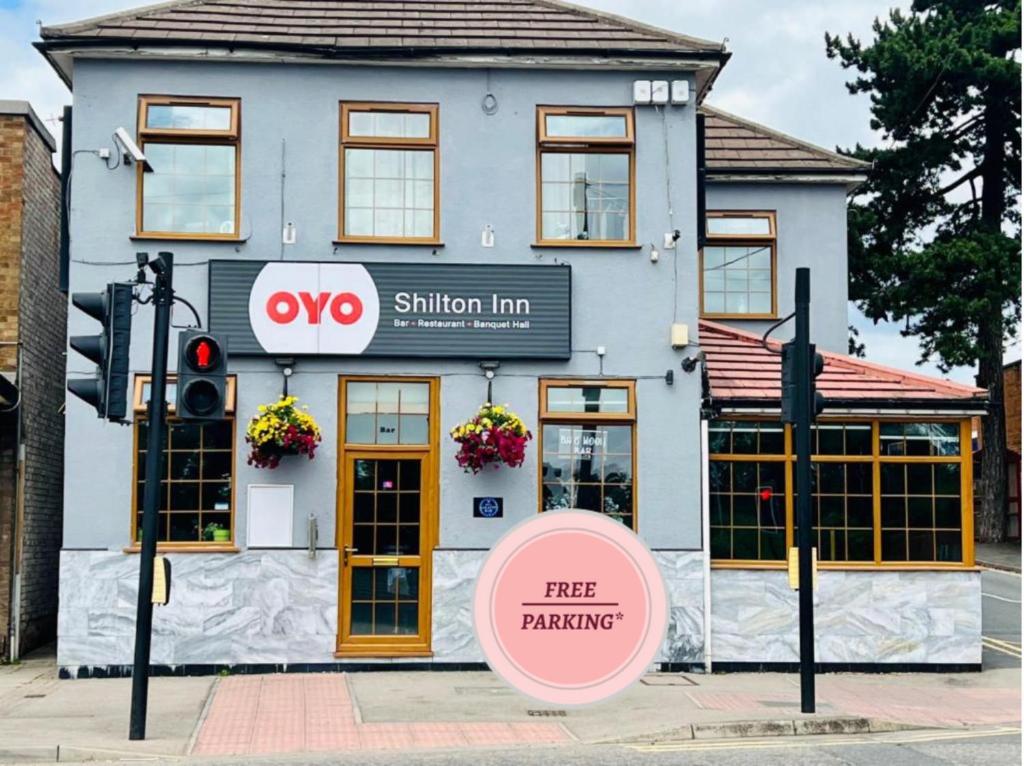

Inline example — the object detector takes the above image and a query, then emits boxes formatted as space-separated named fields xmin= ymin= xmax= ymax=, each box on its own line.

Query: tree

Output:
xmin=826 ymin=0 xmax=1021 ymax=543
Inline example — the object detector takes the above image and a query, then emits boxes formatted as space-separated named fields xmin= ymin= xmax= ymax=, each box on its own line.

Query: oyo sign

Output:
xmin=248 ymin=263 xmax=380 ymax=355
xmin=210 ymin=260 xmax=572 ymax=359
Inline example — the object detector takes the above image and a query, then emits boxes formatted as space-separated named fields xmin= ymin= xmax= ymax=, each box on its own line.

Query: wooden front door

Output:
xmin=336 ymin=378 xmax=437 ymax=656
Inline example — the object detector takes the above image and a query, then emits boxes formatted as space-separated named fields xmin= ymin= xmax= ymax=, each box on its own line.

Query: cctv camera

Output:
xmin=681 ymin=354 xmax=703 ymax=373
xmin=113 ymin=127 xmax=152 ymax=172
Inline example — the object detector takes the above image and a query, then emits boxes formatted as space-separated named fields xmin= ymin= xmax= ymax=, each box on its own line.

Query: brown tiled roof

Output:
xmin=700 ymin=321 xmax=986 ymax=406
xmin=39 ymin=0 xmax=726 ymax=56
xmin=703 ymin=105 xmax=869 ymax=175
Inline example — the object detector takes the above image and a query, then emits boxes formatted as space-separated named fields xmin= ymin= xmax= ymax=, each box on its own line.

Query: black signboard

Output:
xmin=473 ymin=497 xmax=504 ymax=518
xmin=208 ymin=261 xmax=571 ymax=359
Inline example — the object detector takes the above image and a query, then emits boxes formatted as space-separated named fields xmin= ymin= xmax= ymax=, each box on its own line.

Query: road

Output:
xmin=982 ymin=568 xmax=1022 ymax=668
xmin=121 ymin=729 xmax=1022 ymax=766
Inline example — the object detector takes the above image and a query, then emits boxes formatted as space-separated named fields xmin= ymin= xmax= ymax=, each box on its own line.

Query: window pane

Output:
xmin=880 ymin=422 xmax=960 ymax=457
xmin=541 ymin=423 xmax=633 ymax=528
xmin=349 ymin=110 xmax=431 ymax=139
xmin=702 ymin=245 xmax=773 ymax=316
xmin=346 ymin=381 xmax=430 ymax=445
xmin=707 ymin=215 xmax=772 ymax=236
xmin=709 ymin=459 xmax=785 ymax=562
xmin=880 ymin=458 xmax=963 ymax=563
xmin=545 ymin=114 xmax=628 ymax=138
xmin=142 ymin=143 xmax=236 ymax=235
xmin=344 ymin=148 xmax=434 ymax=238
xmin=147 ymin=104 xmax=232 ymax=131
xmin=708 ymin=420 xmax=786 ymax=456
xmin=546 ymin=386 xmax=628 ymax=414
xmin=134 ymin=419 xmax=234 ymax=543
xmin=540 ymin=152 xmax=630 ymax=241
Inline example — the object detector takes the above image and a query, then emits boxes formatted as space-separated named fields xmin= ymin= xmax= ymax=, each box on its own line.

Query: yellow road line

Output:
xmin=983 ymin=636 xmax=1022 ymax=650
xmin=983 ymin=637 xmax=1022 ymax=657
xmin=627 ymin=727 xmax=1022 ymax=753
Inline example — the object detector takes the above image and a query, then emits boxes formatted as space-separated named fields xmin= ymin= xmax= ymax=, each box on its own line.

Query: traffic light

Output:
xmin=781 ymin=340 xmax=796 ymax=423
xmin=176 ymin=330 xmax=227 ymax=421
xmin=781 ymin=341 xmax=827 ymax=423
xmin=811 ymin=347 xmax=826 ymax=421
xmin=68 ymin=283 xmax=133 ymax=420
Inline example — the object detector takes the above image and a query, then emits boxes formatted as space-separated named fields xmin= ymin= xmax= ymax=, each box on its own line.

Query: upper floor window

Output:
xmin=537 ymin=107 xmax=635 ymax=246
xmin=700 ymin=211 xmax=776 ymax=318
xmin=137 ymin=96 xmax=240 ymax=238
xmin=339 ymin=103 xmax=439 ymax=243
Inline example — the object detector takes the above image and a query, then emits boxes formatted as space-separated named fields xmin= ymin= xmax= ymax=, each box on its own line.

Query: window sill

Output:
xmin=334 ymin=238 xmax=444 ymax=247
xmin=123 ymin=544 xmax=240 ymax=554
xmin=710 ymin=561 xmax=980 ymax=572
xmin=130 ymin=234 xmax=245 ymax=244
xmin=532 ymin=241 xmax=641 ymax=249
xmin=334 ymin=648 xmax=433 ymax=658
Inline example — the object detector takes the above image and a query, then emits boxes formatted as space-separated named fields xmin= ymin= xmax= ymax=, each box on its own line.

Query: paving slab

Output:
xmin=0 ymin=654 xmax=213 ymax=763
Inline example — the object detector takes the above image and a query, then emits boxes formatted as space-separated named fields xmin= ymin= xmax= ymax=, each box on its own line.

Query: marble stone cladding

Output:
xmin=431 ymin=549 xmax=706 ymax=664
xmin=711 ymin=569 xmax=982 ymax=664
xmin=58 ymin=550 xmax=339 ymax=669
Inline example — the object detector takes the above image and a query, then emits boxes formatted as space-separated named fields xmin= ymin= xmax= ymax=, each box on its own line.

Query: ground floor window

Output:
xmin=539 ymin=380 xmax=636 ymax=530
xmin=709 ymin=418 xmax=972 ymax=566
xmin=131 ymin=375 xmax=236 ymax=547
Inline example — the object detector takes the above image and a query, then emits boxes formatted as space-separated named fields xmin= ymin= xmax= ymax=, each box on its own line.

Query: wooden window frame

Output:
xmin=699 ymin=210 xmax=777 ymax=320
xmin=337 ymin=102 xmax=441 ymax=245
xmin=335 ymin=376 xmax=440 ymax=657
xmin=135 ymin=95 xmax=242 ymax=241
xmin=538 ymin=379 xmax=638 ymax=530
xmin=127 ymin=374 xmax=238 ymax=553
xmin=535 ymin=106 xmax=637 ymax=248
xmin=709 ymin=417 xmax=975 ymax=570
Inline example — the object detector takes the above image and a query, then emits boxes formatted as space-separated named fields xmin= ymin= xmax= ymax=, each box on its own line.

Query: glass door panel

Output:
xmin=340 ymin=454 xmax=429 ymax=650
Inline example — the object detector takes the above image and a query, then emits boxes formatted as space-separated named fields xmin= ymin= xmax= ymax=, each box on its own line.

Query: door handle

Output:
xmin=343 ymin=545 xmax=357 ymax=566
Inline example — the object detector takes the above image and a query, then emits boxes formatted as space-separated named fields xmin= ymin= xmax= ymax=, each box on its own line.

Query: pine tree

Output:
xmin=827 ymin=0 xmax=1021 ymax=543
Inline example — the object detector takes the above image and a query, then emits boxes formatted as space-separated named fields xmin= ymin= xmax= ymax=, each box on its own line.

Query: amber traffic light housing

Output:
xmin=176 ymin=330 xmax=227 ymax=421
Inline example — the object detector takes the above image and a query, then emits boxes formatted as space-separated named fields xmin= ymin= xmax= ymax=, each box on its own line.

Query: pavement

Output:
xmin=0 ymin=651 xmax=1020 ymax=764
xmin=976 ymin=541 xmax=1022 ymax=572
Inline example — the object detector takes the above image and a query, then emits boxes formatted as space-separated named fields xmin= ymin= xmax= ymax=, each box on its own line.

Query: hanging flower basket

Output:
xmin=450 ymin=403 xmax=532 ymax=474
xmin=245 ymin=395 xmax=322 ymax=469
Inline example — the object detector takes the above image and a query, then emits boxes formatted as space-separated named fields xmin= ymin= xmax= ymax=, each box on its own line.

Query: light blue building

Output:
xmin=38 ymin=0 xmax=987 ymax=676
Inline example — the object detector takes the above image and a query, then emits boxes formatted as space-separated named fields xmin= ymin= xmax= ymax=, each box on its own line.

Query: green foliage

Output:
xmin=826 ymin=0 xmax=1021 ymax=373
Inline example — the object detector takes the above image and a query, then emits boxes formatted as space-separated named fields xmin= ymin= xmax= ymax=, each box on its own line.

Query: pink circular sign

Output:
xmin=473 ymin=510 xmax=668 ymax=705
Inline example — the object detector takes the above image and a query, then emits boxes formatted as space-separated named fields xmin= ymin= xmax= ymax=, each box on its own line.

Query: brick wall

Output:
xmin=1006 ymin=362 xmax=1021 ymax=455
xmin=0 ymin=117 xmax=24 ymax=371
xmin=16 ymin=114 xmax=63 ymax=653
xmin=0 ymin=114 xmax=25 ymax=659
xmin=0 ymin=108 xmax=63 ymax=658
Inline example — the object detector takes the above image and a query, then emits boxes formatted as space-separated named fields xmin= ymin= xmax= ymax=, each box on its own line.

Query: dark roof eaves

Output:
xmin=716 ymin=396 xmax=989 ymax=411
xmin=35 ymin=35 xmax=731 ymax=64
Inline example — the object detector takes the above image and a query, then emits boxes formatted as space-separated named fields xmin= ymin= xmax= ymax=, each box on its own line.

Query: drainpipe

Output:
xmin=700 ymin=418 xmax=712 ymax=674
xmin=2 ymin=340 xmax=23 ymax=662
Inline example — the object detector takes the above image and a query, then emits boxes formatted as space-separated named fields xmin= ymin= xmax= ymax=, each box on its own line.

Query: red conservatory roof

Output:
xmin=700 ymin=320 xmax=986 ymax=408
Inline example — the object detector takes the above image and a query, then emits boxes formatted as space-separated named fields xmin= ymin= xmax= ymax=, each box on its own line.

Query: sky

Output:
xmin=1 ymin=0 xmax=1018 ymax=384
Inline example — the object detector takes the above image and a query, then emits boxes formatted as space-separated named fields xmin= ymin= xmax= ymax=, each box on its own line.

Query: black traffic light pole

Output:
xmin=129 ymin=252 xmax=173 ymax=741
xmin=793 ymin=267 xmax=815 ymax=714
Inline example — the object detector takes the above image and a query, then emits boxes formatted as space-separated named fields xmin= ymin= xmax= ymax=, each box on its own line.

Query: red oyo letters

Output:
xmin=266 ymin=291 xmax=364 ymax=326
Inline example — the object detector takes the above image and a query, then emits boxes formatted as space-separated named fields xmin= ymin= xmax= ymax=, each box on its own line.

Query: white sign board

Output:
xmin=246 ymin=484 xmax=294 ymax=548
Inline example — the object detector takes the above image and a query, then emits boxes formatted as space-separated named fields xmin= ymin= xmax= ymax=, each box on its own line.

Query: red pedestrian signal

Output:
xmin=176 ymin=331 xmax=227 ymax=421
xmin=184 ymin=336 xmax=220 ymax=372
